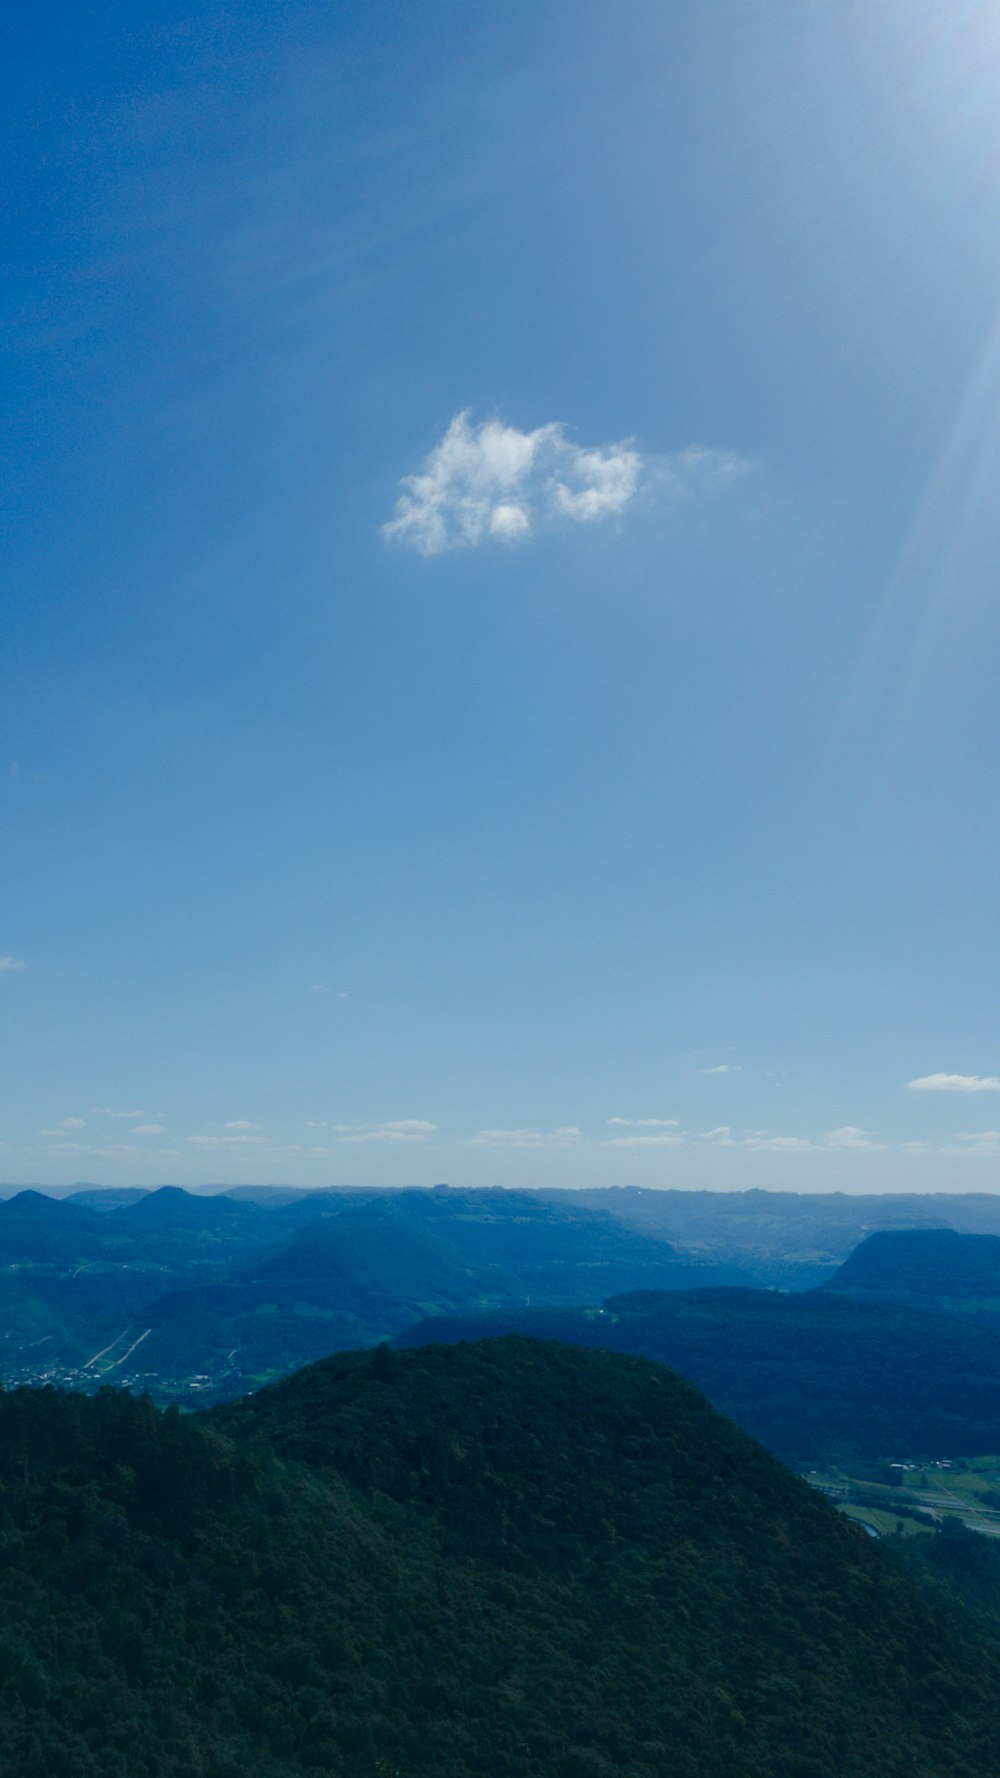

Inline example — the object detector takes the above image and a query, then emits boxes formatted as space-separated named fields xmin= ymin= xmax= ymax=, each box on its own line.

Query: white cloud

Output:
xmin=93 ymin=1107 xmax=146 ymax=1119
xmin=0 ymin=955 xmax=26 ymax=972
xmin=825 ymin=1126 xmax=885 ymax=1151
xmin=953 ymin=1131 xmax=1000 ymax=1153
xmin=604 ymin=1132 xmax=685 ymax=1149
xmin=59 ymin=1117 xmax=85 ymax=1130
xmin=606 ymin=1117 xmax=680 ymax=1128
xmin=323 ymin=1119 xmax=437 ymax=1144
xmin=187 ymin=1133 xmax=269 ymax=1149
xmin=741 ymin=1132 xmax=813 ymax=1152
xmin=701 ymin=1126 xmax=734 ymax=1143
xmin=133 ymin=1124 xmax=166 ymax=1136
xmin=224 ymin=1120 xmax=261 ymax=1131
xmin=700 ymin=1064 xmax=742 ymax=1075
xmin=471 ymin=1126 xmax=581 ymax=1149
xmin=908 ymin=1072 xmax=1000 ymax=1093
xmin=381 ymin=412 xmax=644 ymax=555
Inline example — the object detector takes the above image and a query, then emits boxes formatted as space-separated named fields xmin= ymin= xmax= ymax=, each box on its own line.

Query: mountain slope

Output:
xmin=1 ymin=1341 xmax=999 ymax=1775
xmin=824 ymin=1228 xmax=1000 ymax=1310
xmin=395 ymin=1287 xmax=1000 ymax=1461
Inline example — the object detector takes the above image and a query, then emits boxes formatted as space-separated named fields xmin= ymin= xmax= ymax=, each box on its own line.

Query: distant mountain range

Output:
xmin=1 ymin=1337 xmax=997 ymax=1777
xmin=0 ymin=1186 xmax=748 ymax=1398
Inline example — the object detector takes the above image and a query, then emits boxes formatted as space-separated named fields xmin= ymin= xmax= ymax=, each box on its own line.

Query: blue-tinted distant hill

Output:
xmin=543 ymin=1187 xmax=1000 ymax=1287
xmin=823 ymin=1228 xmax=1000 ymax=1313
xmin=127 ymin=1189 xmax=750 ymax=1388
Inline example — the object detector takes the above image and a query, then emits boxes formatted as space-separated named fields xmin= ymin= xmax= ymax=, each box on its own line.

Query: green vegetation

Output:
xmin=0 ymin=1339 xmax=998 ymax=1775
xmin=812 ymin=1456 xmax=1000 ymax=1540
xmin=0 ymin=1188 xmax=737 ymax=1400
xmin=397 ymin=1287 xmax=1000 ymax=1463
xmin=824 ymin=1227 xmax=1000 ymax=1312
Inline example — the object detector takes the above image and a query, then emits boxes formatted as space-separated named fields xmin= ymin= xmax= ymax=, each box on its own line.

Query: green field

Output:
xmin=807 ymin=1456 xmax=1000 ymax=1539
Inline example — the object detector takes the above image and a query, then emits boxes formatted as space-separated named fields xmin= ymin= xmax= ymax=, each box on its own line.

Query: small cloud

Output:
xmin=700 ymin=1064 xmax=742 ymax=1075
xmin=133 ymin=1124 xmax=165 ymax=1136
xmin=908 ymin=1073 xmax=1000 ymax=1093
xmin=741 ymin=1132 xmax=813 ymax=1152
xmin=825 ymin=1126 xmax=884 ymax=1151
xmin=326 ymin=1119 xmax=437 ymax=1144
xmin=954 ymin=1131 xmax=1000 ymax=1153
xmin=606 ymin=1116 xmax=680 ymax=1128
xmin=0 ymin=955 xmax=26 ymax=972
xmin=382 ymin=412 xmax=643 ymax=555
xmin=310 ymin=983 xmax=330 ymax=995
xmin=92 ymin=1107 xmax=145 ymax=1119
xmin=224 ymin=1120 xmax=261 ymax=1131
xmin=701 ymin=1126 xmax=733 ymax=1143
xmin=604 ymin=1132 xmax=685 ymax=1149
xmin=187 ymin=1133 xmax=268 ymax=1149
xmin=471 ymin=1126 xmax=581 ymax=1149
xmin=59 ymin=1117 xmax=85 ymax=1130
xmin=305 ymin=1120 xmax=327 ymax=1129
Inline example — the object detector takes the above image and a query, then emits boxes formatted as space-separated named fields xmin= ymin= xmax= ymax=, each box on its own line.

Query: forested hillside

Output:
xmin=825 ymin=1228 xmax=1000 ymax=1311
xmin=0 ymin=1187 xmax=741 ymax=1398
xmin=0 ymin=1340 xmax=998 ymax=1776
xmin=396 ymin=1288 xmax=1000 ymax=1461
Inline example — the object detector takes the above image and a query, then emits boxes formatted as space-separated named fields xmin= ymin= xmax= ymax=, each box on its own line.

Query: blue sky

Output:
xmin=4 ymin=0 xmax=1000 ymax=1191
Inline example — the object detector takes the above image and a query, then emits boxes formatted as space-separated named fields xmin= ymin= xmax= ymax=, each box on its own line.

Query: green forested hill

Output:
xmin=0 ymin=1340 xmax=998 ymax=1776
xmin=395 ymin=1288 xmax=1000 ymax=1462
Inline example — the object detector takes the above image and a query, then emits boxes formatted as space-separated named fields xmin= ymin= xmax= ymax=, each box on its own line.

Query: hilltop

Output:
xmin=396 ymin=1286 xmax=1000 ymax=1462
xmin=0 ymin=1339 xmax=998 ymax=1775
xmin=824 ymin=1228 xmax=1000 ymax=1312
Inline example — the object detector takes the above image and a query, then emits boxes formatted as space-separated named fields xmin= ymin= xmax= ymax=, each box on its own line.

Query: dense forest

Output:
xmin=825 ymin=1227 xmax=1000 ymax=1311
xmin=397 ymin=1288 xmax=1000 ymax=1462
xmin=0 ymin=1339 xmax=999 ymax=1776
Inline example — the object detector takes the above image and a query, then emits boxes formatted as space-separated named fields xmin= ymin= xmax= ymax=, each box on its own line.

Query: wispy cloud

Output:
xmin=382 ymin=413 xmax=641 ymax=555
xmin=133 ymin=1123 xmax=166 ymax=1136
xmin=187 ymin=1132 xmax=269 ymax=1150
xmin=825 ymin=1126 xmax=885 ymax=1150
xmin=329 ymin=1119 xmax=437 ymax=1144
xmin=607 ymin=1116 xmax=681 ymax=1128
xmin=741 ymin=1133 xmax=813 ymax=1152
xmin=945 ymin=1131 xmax=1000 ymax=1155
xmin=384 ymin=411 xmax=742 ymax=556
xmin=700 ymin=1064 xmax=742 ymax=1075
xmin=908 ymin=1072 xmax=1000 ymax=1092
xmin=224 ymin=1120 xmax=261 ymax=1132
xmin=471 ymin=1126 xmax=581 ymax=1149
xmin=604 ymin=1132 xmax=686 ymax=1149
xmin=0 ymin=955 xmax=26 ymax=972
xmin=92 ymin=1107 xmax=146 ymax=1119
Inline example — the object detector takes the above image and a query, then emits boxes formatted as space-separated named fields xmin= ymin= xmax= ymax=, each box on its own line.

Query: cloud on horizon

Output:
xmin=908 ymin=1073 xmax=1000 ymax=1093
xmin=328 ymin=1119 xmax=436 ymax=1144
xmin=471 ymin=1125 xmax=581 ymax=1149
xmin=381 ymin=413 xmax=745 ymax=557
